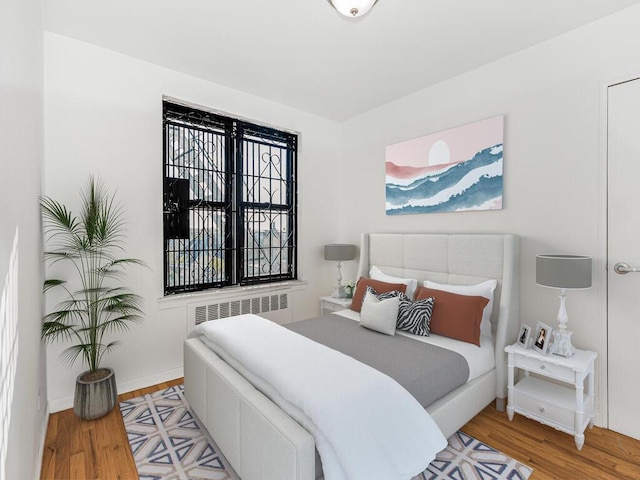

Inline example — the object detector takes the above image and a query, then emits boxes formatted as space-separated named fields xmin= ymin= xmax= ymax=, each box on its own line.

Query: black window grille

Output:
xmin=162 ymin=101 xmax=297 ymax=295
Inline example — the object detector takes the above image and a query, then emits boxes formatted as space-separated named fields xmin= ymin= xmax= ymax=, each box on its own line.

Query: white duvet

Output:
xmin=189 ymin=314 xmax=447 ymax=480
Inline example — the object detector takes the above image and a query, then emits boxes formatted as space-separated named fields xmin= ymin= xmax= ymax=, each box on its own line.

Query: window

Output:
xmin=162 ymin=101 xmax=297 ymax=295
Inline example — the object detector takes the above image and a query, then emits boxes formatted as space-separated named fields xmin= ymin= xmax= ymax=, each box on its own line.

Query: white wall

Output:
xmin=0 ymin=0 xmax=47 ymax=478
xmin=43 ymin=33 xmax=343 ymax=411
xmin=340 ymin=5 xmax=640 ymax=425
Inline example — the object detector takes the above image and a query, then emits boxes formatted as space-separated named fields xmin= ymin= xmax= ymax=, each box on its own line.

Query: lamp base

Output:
xmin=549 ymin=329 xmax=575 ymax=357
xmin=332 ymin=261 xmax=345 ymax=298
xmin=332 ymin=285 xmax=346 ymax=299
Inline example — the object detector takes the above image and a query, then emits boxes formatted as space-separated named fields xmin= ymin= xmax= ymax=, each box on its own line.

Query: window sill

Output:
xmin=157 ymin=279 xmax=308 ymax=310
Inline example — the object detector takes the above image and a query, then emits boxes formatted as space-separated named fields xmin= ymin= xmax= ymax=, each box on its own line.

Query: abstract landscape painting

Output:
xmin=385 ymin=116 xmax=504 ymax=215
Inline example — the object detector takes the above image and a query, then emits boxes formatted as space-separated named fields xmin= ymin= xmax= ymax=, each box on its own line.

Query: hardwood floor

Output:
xmin=40 ymin=378 xmax=183 ymax=480
xmin=41 ymin=379 xmax=640 ymax=479
xmin=464 ymin=404 xmax=640 ymax=479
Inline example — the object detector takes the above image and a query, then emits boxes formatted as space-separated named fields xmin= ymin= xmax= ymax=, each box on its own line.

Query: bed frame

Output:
xmin=184 ymin=233 xmax=520 ymax=480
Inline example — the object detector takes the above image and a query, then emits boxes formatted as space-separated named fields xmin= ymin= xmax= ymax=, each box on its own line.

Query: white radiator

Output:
xmin=187 ymin=291 xmax=292 ymax=329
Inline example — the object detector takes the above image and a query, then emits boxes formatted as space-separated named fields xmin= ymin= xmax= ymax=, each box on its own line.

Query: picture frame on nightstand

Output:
xmin=517 ymin=323 xmax=532 ymax=348
xmin=533 ymin=321 xmax=552 ymax=355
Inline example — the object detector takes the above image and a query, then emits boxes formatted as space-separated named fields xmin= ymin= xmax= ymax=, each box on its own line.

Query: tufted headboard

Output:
xmin=356 ymin=233 xmax=520 ymax=405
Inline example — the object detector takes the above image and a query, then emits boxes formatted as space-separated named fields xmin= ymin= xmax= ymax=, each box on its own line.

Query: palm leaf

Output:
xmin=97 ymin=316 xmax=141 ymax=335
xmin=43 ymin=251 xmax=81 ymax=260
xmin=99 ymin=258 xmax=148 ymax=275
xmin=41 ymin=321 xmax=76 ymax=342
xmin=95 ymin=341 xmax=122 ymax=368
xmin=43 ymin=308 xmax=87 ymax=325
xmin=43 ymin=279 xmax=66 ymax=293
xmin=60 ymin=344 xmax=92 ymax=369
xmin=40 ymin=197 xmax=79 ymax=236
xmin=100 ymin=291 xmax=143 ymax=305
xmin=80 ymin=176 xmax=127 ymax=249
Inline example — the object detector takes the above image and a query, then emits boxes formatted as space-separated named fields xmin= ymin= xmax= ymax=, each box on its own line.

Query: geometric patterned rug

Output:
xmin=119 ymin=384 xmax=239 ymax=480
xmin=120 ymin=385 xmax=532 ymax=480
xmin=416 ymin=431 xmax=532 ymax=480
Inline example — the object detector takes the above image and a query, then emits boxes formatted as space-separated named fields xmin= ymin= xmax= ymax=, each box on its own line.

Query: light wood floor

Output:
xmin=41 ymin=378 xmax=640 ymax=480
xmin=40 ymin=378 xmax=183 ymax=480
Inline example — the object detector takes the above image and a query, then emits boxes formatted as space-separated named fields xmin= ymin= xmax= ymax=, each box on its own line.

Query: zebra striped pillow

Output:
xmin=366 ymin=286 xmax=434 ymax=336
xmin=366 ymin=285 xmax=406 ymax=301
xmin=396 ymin=296 xmax=434 ymax=336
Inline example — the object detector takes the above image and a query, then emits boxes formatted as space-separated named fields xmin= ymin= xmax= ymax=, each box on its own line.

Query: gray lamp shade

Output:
xmin=324 ymin=244 xmax=356 ymax=262
xmin=536 ymin=254 xmax=592 ymax=289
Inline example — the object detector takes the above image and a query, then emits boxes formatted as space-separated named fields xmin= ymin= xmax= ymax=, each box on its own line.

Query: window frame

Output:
xmin=162 ymin=101 xmax=298 ymax=295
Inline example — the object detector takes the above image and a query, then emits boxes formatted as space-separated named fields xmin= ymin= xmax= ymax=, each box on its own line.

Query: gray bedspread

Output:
xmin=285 ymin=314 xmax=470 ymax=408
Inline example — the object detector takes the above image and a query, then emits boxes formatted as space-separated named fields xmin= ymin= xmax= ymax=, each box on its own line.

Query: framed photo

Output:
xmin=517 ymin=323 xmax=532 ymax=348
xmin=533 ymin=321 xmax=553 ymax=355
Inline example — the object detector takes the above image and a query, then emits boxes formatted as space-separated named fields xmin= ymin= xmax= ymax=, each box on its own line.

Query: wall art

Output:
xmin=385 ymin=115 xmax=503 ymax=215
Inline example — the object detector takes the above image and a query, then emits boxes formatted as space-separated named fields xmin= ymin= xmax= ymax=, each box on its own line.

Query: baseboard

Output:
xmin=117 ymin=367 xmax=184 ymax=396
xmin=34 ymin=404 xmax=50 ymax=480
xmin=47 ymin=367 xmax=184 ymax=413
xmin=48 ymin=395 xmax=73 ymax=414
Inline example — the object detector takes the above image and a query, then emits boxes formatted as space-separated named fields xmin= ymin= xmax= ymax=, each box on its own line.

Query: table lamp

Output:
xmin=324 ymin=244 xmax=356 ymax=298
xmin=536 ymin=254 xmax=592 ymax=357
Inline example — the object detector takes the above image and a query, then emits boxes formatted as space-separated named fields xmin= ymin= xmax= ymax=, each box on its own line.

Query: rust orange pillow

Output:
xmin=350 ymin=277 xmax=407 ymax=313
xmin=415 ymin=286 xmax=489 ymax=346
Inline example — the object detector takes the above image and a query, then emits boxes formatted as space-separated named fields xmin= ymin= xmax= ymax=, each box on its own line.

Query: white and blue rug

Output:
xmin=119 ymin=385 xmax=239 ymax=480
xmin=418 ymin=431 xmax=532 ymax=480
xmin=120 ymin=385 xmax=532 ymax=480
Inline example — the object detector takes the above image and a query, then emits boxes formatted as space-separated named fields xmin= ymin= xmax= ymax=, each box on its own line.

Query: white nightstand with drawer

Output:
xmin=505 ymin=343 xmax=597 ymax=450
xmin=319 ymin=296 xmax=352 ymax=315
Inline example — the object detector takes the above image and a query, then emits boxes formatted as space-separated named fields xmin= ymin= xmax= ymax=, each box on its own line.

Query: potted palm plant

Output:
xmin=41 ymin=176 xmax=145 ymax=420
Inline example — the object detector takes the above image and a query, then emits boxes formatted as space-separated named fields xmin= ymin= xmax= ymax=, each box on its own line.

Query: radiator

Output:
xmin=188 ymin=291 xmax=292 ymax=329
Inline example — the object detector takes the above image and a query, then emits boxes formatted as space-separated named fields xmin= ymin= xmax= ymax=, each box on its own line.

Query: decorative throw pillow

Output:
xmin=365 ymin=285 xmax=406 ymax=301
xmin=350 ymin=277 xmax=407 ymax=313
xmin=424 ymin=279 xmax=497 ymax=337
xmin=359 ymin=291 xmax=400 ymax=336
xmin=396 ymin=295 xmax=434 ymax=337
xmin=369 ymin=266 xmax=419 ymax=300
xmin=415 ymin=286 xmax=489 ymax=346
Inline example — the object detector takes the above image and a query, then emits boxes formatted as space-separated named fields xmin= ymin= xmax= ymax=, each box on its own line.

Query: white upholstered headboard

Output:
xmin=356 ymin=233 xmax=520 ymax=406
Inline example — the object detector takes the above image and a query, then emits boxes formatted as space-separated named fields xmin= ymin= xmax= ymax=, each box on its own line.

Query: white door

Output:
xmin=608 ymin=77 xmax=640 ymax=440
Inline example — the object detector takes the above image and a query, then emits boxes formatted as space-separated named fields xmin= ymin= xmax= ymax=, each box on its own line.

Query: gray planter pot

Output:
xmin=73 ymin=367 xmax=117 ymax=420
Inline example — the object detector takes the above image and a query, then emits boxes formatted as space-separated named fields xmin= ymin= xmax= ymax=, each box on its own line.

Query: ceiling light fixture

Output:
xmin=328 ymin=0 xmax=378 ymax=18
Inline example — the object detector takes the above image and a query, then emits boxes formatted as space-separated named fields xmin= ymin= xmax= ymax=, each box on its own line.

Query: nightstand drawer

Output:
xmin=515 ymin=390 xmax=573 ymax=430
xmin=513 ymin=376 xmax=576 ymax=431
xmin=514 ymin=354 xmax=574 ymax=383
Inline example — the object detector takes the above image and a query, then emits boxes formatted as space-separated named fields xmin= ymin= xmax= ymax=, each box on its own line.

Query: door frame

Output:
xmin=601 ymin=73 xmax=640 ymax=429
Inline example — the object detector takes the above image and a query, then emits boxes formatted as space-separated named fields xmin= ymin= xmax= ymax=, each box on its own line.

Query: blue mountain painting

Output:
xmin=385 ymin=144 xmax=503 ymax=215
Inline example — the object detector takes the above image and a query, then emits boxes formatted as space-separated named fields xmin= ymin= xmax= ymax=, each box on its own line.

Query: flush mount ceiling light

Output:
xmin=328 ymin=0 xmax=378 ymax=18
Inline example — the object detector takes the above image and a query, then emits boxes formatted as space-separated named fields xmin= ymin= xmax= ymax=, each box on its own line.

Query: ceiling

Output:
xmin=44 ymin=0 xmax=640 ymax=121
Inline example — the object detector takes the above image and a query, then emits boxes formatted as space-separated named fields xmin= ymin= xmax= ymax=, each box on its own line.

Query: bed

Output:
xmin=184 ymin=233 xmax=520 ymax=480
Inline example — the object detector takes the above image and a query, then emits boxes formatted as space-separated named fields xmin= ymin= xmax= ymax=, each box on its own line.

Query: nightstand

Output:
xmin=505 ymin=343 xmax=597 ymax=450
xmin=319 ymin=296 xmax=352 ymax=315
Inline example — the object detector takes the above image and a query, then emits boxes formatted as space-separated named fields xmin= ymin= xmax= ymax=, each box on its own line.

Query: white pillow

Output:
xmin=360 ymin=291 xmax=399 ymax=336
xmin=369 ymin=266 xmax=418 ymax=300
xmin=424 ymin=279 xmax=498 ymax=337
